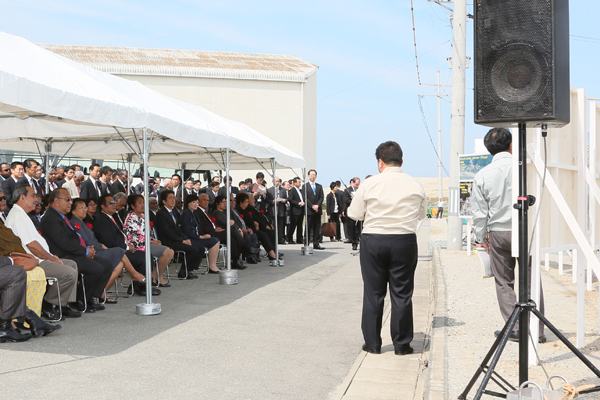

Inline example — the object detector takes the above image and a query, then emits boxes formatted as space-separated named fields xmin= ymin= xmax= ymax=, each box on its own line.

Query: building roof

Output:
xmin=39 ymin=44 xmax=318 ymax=83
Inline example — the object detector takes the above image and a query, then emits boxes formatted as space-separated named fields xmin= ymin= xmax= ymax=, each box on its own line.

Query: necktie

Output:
xmin=31 ymin=179 xmax=40 ymax=195
xmin=312 ymin=183 xmax=316 ymax=195
xmin=169 ymin=210 xmax=176 ymax=224
xmin=96 ymin=180 xmax=102 ymax=196
xmin=63 ymin=216 xmax=87 ymax=248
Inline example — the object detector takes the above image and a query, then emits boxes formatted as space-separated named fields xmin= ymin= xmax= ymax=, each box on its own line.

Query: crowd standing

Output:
xmin=0 ymin=159 xmax=367 ymax=343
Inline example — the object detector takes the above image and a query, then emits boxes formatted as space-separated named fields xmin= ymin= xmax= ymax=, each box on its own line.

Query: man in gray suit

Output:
xmin=0 ymin=255 xmax=30 ymax=342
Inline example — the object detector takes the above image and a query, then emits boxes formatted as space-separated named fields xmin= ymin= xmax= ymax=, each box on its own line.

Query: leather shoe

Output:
xmin=0 ymin=319 xmax=32 ymax=343
xmin=494 ymin=329 xmax=519 ymax=342
xmin=62 ymin=306 xmax=81 ymax=318
xmin=314 ymin=245 xmax=325 ymax=250
xmin=74 ymin=300 xmax=94 ymax=313
xmin=232 ymin=262 xmax=247 ymax=270
xmin=352 ymin=244 xmax=358 ymax=250
xmin=208 ymin=269 xmax=220 ymax=274
xmin=87 ymin=301 xmax=105 ymax=311
xmin=395 ymin=345 xmax=414 ymax=356
xmin=245 ymin=256 xmax=257 ymax=264
xmin=20 ymin=309 xmax=62 ymax=337
xmin=158 ymin=282 xmax=171 ymax=288
xmin=41 ymin=306 xmax=63 ymax=321
xmin=362 ymin=344 xmax=381 ymax=354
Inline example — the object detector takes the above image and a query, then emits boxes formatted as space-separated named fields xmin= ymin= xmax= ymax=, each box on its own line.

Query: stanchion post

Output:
xmin=137 ymin=127 xmax=161 ymax=315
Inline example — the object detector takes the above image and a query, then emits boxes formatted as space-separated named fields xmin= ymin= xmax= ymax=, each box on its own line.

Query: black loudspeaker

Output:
xmin=474 ymin=0 xmax=570 ymax=127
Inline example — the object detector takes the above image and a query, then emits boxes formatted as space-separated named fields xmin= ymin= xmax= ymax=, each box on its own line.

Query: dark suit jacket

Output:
xmin=180 ymin=208 xmax=204 ymax=240
xmin=248 ymin=205 xmax=271 ymax=230
xmin=218 ymin=186 xmax=239 ymax=197
xmin=2 ymin=177 xmax=18 ymax=208
xmin=287 ymin=186 xmax=306 ymax=216
xmin=92 ymin=212 xmax=127 ymax=250
xmin=172 ymin=185 xmax=183 ymax=200
xmin=16 ymin=175 xmax=44 ymax=197
xmin=154 ymin=207 xmax=186 ymax=247
xmin=305 ymin=182 xmax=324 ymax=216
xmin=80 ymin=178 xmax=102 ymax=200
xmin=110 ymin=179 xmax=126 ymax=195
xmin=40 ymin=206 xmax=87 ymax=259
xmin=343 ymin=187 xmax=357 ymax=214
xmin=267 ymin=186 xmax=287 ymax=217
xmin=235 ymin=206 xmax=257 ymax=230
xmin=326 ymin=191 xmax=343 ymax=215
xmin=195 ymin=208 xmax=217 ymax=236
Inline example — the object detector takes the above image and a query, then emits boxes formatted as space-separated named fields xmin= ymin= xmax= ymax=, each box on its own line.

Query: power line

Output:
xmin=412 ymin=0 xmax=449 ymax=176
xmin=411 ymin=0 xmax=423 ymax=85
xmin=418 ymin=96 xmax=449 ymax=176
xmin=317 ymin=40 xmax=449 ymax=102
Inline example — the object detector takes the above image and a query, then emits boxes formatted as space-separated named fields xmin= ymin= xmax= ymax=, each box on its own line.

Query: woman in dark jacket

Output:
xmin=235 ymin=192 xmax=279 ymax=261
xmin=69 ymin=198 xmax=145 ymax=302
xmin=180 ymin=194 xmax=221 ymax=273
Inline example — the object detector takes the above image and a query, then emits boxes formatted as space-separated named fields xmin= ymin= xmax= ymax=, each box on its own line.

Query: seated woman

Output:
xmin=236 ymin=192 xmax=279 ymax=261
xmin=83 ymin=198 xmax=98 ymax=225
xmin=123 ymin=195 xmax=174 ymax=287
xmin=211 ymin=195 xmax=247 ymax=268
xmin=70 ymin=198 xmax=145 ymax=303
xmin=180 ymin=194 xmax=221 ymax=274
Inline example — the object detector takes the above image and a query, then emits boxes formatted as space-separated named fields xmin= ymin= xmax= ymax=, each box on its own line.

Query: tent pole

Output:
xmin=220 ymin=147 xmax=237 ymax=285
xmin=44 ymin=141 xmax=51 ymax=193
xmin=301 ymin=167 xmax=312 ymax=255
xmin=136 ymin=127 xmax=161 ymax=316
xmin=272 ymin=158 xmax=282 ymax=266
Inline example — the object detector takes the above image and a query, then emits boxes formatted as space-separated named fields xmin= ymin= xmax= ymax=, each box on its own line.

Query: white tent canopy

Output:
xmin=0 ymin=31 xmax=305 ymax=169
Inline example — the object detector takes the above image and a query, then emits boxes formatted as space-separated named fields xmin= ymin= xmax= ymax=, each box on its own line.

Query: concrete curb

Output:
xmin=425 ymin=246 xmax=449 ymax=400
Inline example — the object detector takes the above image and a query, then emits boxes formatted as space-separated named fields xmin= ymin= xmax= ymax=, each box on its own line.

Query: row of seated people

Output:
xmin=0 ymin=186 xmax=284 ymax=341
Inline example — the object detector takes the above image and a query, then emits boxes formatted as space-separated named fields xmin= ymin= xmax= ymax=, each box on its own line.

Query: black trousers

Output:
xmin=307 ymin=213 xmax=321 ymax=246
xmin=347 ymin=218 xmax=362 ymax=244
xmin=0 ymin=265 xmax=27 ymax=320
xmin=74 ymin=255 xmax=113 ymax=301
xmin=276 ymin=216 xmax=286 ymax=243
xmin=287 ymin=214 xmax=304 ymax=243
xmin=256 ymin=229 xmax=275 ymax=253
xmin=360 ymin=233 xmax=418 ymax=352
xmin=169 ymin=241 xmax=203 ymax=272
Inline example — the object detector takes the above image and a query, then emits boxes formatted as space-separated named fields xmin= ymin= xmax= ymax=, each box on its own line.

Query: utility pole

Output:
xmin=420 ymin=68 xmax=450 ymax=201
xmin=447 ymin=0 xmax=467 ymax=251
xmin=437 ymin=68 xmax=443 ymax=201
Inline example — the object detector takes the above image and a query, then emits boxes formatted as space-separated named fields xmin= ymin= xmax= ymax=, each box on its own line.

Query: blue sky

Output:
xmin=1 ymin=1 xmax=599 ymax=186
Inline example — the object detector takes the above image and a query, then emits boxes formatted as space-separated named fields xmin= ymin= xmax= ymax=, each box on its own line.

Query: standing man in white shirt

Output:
xmin=348 ymin=141 xmax=426 ymax=356
xmin=436 ymin=198 xmax=444 ymax=219
xmin=472 ymin=128 xmax=545 ymax=343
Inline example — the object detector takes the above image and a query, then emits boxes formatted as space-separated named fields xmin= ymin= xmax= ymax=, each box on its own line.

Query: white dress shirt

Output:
xmin=348 ymin=167 xmax=426 ymax=235
xmin=5 ymin=203 xmax=53 ymax=261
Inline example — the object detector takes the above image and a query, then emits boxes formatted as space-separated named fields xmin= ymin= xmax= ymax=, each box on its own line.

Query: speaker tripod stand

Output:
xmin=458 ymin=124 xmax=600 ymax=399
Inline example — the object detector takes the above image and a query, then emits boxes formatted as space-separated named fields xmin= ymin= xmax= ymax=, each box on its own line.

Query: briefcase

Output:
xmin=322 ymin=222 xmax=337 ymax=237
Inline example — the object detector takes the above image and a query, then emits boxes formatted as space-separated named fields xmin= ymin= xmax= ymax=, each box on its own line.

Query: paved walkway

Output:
xmin=0 ymin=221 xmax=440 ymax=400
xmin=331 ymin=219 xmax=436 ymax=400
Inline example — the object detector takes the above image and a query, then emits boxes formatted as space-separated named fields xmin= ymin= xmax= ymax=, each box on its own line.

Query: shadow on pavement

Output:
xmin=9 ymin=245 xmax=337 ymax=357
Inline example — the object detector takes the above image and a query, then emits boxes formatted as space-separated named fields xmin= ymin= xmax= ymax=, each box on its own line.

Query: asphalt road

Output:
xmin=0 ymin=241 xmax=366 ymax=400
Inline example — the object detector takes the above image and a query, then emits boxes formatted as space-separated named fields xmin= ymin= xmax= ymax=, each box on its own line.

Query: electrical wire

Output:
xmin=316 ymin=41 xmax=449 ymax=102
xmin=411 ymin=0 xmax=423 ymax=85
xmin=418 ymin=96 xmax=449 ymax=176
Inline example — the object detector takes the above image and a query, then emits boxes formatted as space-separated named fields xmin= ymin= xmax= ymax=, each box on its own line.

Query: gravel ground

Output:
xmin=429 ymin=219 xmax=600 ymax=398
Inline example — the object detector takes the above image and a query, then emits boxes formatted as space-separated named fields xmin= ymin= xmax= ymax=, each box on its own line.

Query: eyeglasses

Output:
xmin=1 ymin=169 xmax=9 ymax=172
xmin=0 ymin=196 xmax=6 ymax=201
xmin=108 ymin=201 xmax=117 ymax=205
xmin=77 ymin=206 xmax=88 ymax=210
xmin=57 ymin=197 xmax=73 ymax=202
